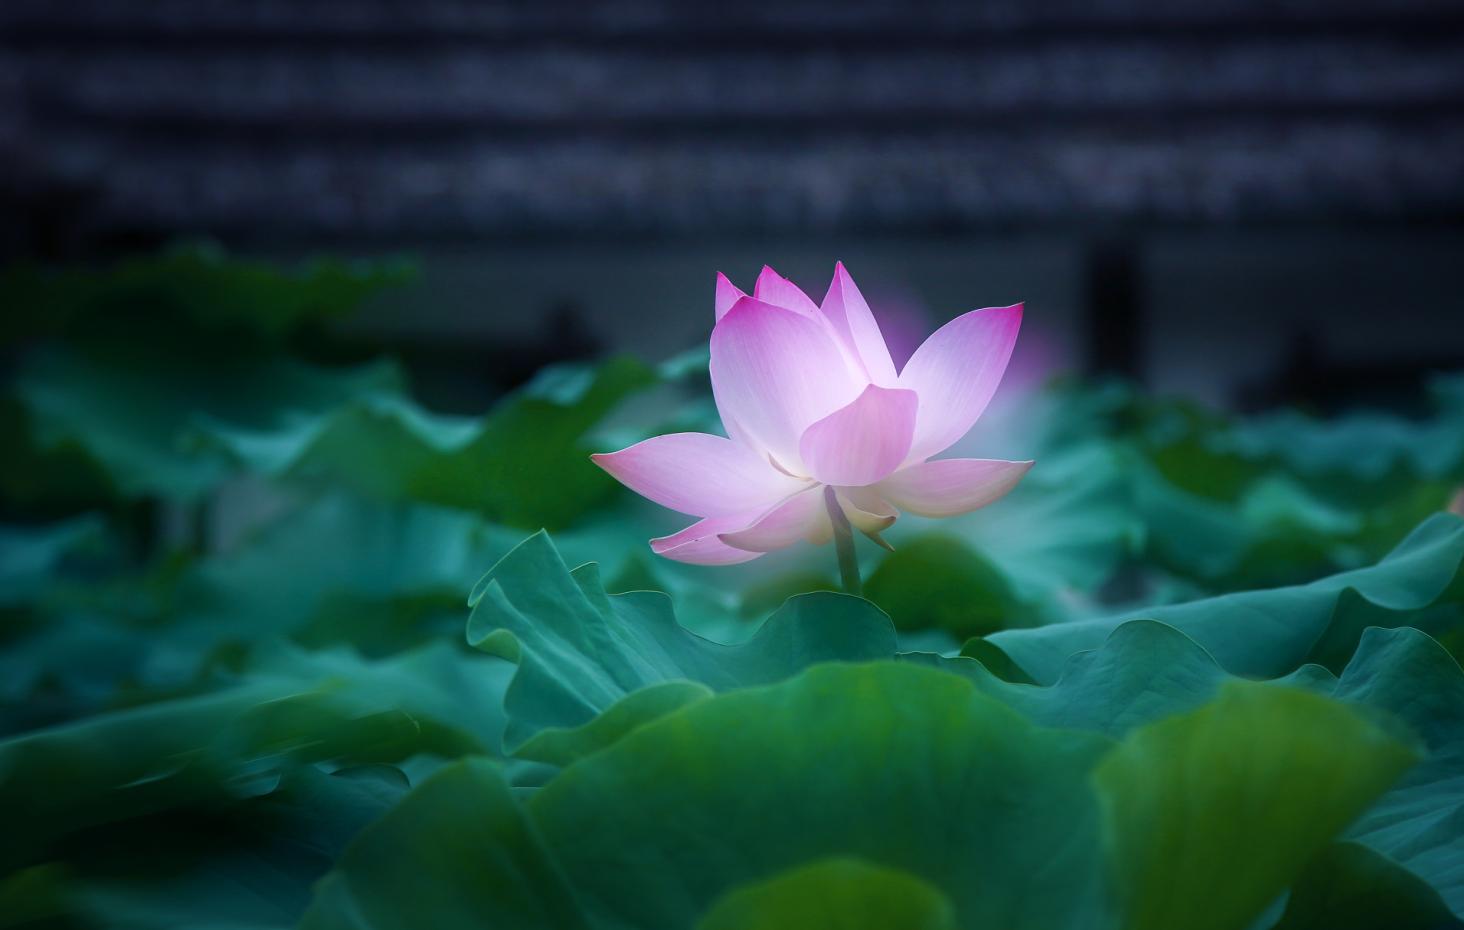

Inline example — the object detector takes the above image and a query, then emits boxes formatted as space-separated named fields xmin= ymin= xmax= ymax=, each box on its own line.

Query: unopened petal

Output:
xmin=820 ymin=262 xmax=898 ymax=385
xmin=651 ymin=515 xmax=765 ymax=565
xmin=878 ymin=458 xmax=1033 ymax=517
xmin=710 ymin=297 xmax=862 ymax=473
xmin=798 ymin=384 xmax=919 ymax=487
xmin=714 ymin=272 xmax=746 ymax=322
xmin=753 ymin=265 xmax=820 ymax=318
xmin=718 ymin=487 xmax=826 ymax=553
xmin=898 ymin=304 xmax=1022 ymax=462
xmin=591 ymin=432 xmax=810 ymax=518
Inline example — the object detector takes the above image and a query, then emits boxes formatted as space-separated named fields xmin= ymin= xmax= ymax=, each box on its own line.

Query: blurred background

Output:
xmin=5 ymin=0 xmax=1463 ymax=408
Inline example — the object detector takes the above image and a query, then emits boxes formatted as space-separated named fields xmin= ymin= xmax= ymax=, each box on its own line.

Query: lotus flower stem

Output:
xmin=824 ymin=485 xmax=863 ymax=596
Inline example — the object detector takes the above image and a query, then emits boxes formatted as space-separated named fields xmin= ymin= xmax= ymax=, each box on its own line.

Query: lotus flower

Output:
xmin=592 ymin=264 xmax=1032 ymax=568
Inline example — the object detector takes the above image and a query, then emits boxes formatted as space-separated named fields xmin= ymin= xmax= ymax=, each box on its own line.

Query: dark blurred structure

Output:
xmin=4 ymin=0 xmax=1464 ymax=406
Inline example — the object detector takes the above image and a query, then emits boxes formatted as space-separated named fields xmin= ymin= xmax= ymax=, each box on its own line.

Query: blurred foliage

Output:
xmin=0 ymin=243 xmax=414 ymax=345
xmin=1 ymin=248 xmax=1463 ymax=929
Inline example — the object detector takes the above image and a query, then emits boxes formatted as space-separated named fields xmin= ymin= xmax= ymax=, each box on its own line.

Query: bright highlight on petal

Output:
xmin=820 ymin=262 xmax=898 ymax=386
xmin=898 ymin=304 xmax=1023 ymax=463
xmin=590 ymin=432 xmax=810 ymax=518
xmin=593 ymin=263 xmax=1032 ymax=567
xmin=709 ymin=297 xmax=861 ymax=473
xmin=878 ymin=458 xmax=1033 ymax=517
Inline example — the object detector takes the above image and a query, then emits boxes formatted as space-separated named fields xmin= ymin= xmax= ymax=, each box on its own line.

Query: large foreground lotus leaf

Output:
xmin=300 ymin=663 xmax=1413 ymax=930
xmin=977 ymin=512 xmax=1464 ymax=684
xmin=935 ymin=622 xmax=1464 ymax=922
xmin=1322 ymin=626 xmax=1464 ymax=916
xmin=466 ymin=531 xmax=897 ymax=752
xmin=298 ymin=758 xmax=589 ymax=930
xmin=527 ymin=663 xmax=1113 ymax=930
xmin=695 ymin=858 xmax=957 ymax=930
xmin=1271 ymin=841 xmax=1461 ymax=930
xmin=1096 ymin=682 xmax=1417 ymax=930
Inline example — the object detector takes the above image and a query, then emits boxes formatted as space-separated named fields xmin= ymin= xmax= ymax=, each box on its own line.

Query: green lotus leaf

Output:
xmin=199 ymin=356 xmax=660 ymax=529
xmin=976 ymin=512 xmax=1464 ymax=684
xmin=297 ymin=758 xmax=591 ymax=930
xmin=696 ymin=858 xmax=957 ymax=930
xmin=4 ymin=765 xmax=408 ymax=930
xmin=1272 ymin=842 xmax=1461 ymax=930
xmin=1097 ymin=681 xmax=1417 ymax=930
xmin=302 ymin=662 xmax=1415 ymax=930
xmin=466 ymin=531 xmax=897 ymax=751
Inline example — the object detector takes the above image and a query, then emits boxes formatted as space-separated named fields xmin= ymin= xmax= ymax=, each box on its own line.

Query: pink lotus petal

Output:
xmin=798 ymin=384 xmax=919 ymax=487
xmin=710 ymin=297 xmax=862 ymax=473
xmin=898 ymin=304 xmax=1022 ymax=462
xmin=718 ymin=487 xmax=826 ymax=553
xmin=652 ymin=513 xmax=766 ymax=565
xmin=714 ymin=272 xmax=746 ymax=322
xmin=714 ymin=393 xmax=763 ymax=452
xmin=819 ymin=262 xmax=898 ymax=385
xmin=753 ymin=266 xmax=820 ymax=318
xmin=878 ymin=458 xmax=1033 ymax=517
xmin=591 ymin=432 xmax=810 ymax=518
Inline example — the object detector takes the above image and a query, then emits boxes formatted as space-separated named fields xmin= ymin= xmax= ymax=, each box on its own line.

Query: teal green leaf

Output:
xmin=978 ymin=512 xmax=1464 ymax=684
xmin=514 ymin=680 xmax=713 ymax=767
xmin=1095 ymin=681 xmax=1418 ymax=930
xmin=1326 ymin=627 xmax=1464 ymax=916
xmin=14 ymin=349 xmax=403 ymax=500
xmin=0 ymin=636 xmax=513 ymax=872
xmin=931 ymin=622 xmax=1464 ymax=921
xmin=17 ymin=765 xmax=409 ymax=930
xmin=1272 ymin=842 xmax=1462 ymax=930
xmin=527 ymin=663 xmax=1114 ymax=930
xmin=864 ymin=533 xmax=1024 ymax=638
xmin=0 ymin=684 xmax=420 ymax=871
xmin=901 ymin=443 xmax=1143 ymax=618
xmin=298 ymin=758 xmax=591 ymax=930
xmin=0 ymin=516 xmax=107 ymax=607
xmin=467 ymin=531 xmax=897 ymax=751
xmin=297 ymin=658 xmax=1430 ymax=930
xmin=199 ymin=356 xmax=660 ymax=528
xmin=914 ymin=619 xmax=1230 ymax=736
xmin=179 ymin=494 xmax=522 ymax=650
xmin=696 ymin=858 xmax=958 ymax=930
